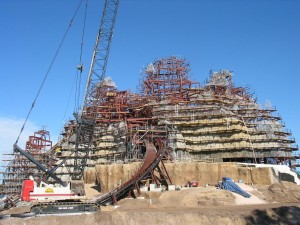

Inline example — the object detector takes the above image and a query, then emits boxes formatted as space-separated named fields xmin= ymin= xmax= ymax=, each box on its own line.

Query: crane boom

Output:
xmin=81 ymin=0 xmax=119 ymax=114
xmin=71 ymin=0 xmax=119 ymax=180
xmin=13 ymin=144 xmax=68 ymax=187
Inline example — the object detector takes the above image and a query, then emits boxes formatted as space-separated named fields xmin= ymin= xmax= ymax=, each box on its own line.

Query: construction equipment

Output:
xmin=70 ymin=0 xmax=120 ymax=181
xmin=13 ymin=145 xmax=84 ymax=201
xmin=14 ymin=145 xmax=68 ymax=188
xmin=13 ymin=144 xmax=99 ymax=214
xmin=15 ymin=139 xmax=172 ymax=213
xmin=1 ymin=137 xmax=172 ymax=216
xmin=185 ymin=181 xmax=199 ymax=187
xmin=5 ymin=0 xmax=120 ymax=214
xmin=1 ymin=0 xmax=174 ymax=216
xmin=49 ymin=0 xmax=120 ymax=183
xmin=30 ymin=201 xmax=99 ymax=214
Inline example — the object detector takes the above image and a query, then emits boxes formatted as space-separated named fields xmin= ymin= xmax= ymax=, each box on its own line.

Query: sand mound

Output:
xmin=258 ymin=181 xmax=300 ymax=203
xmin=157 ymin=187 xmax=235 ymax=208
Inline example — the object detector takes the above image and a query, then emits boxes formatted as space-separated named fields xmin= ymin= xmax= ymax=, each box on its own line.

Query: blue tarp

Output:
xmin=220 ymin=177 xmax=251 ymax=198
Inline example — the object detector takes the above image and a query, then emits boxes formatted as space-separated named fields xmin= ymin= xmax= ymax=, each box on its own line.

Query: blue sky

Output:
xmin=0 ymin=0 xmax=299 ymax=155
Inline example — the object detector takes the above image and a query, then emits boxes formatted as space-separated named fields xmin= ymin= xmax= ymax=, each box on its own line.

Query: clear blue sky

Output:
xmin=0 ymin=0 xmax=299 ymax=154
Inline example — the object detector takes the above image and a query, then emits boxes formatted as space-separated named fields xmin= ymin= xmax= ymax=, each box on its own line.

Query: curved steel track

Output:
xmin=95 ymin=140 xmax=172 ymax=206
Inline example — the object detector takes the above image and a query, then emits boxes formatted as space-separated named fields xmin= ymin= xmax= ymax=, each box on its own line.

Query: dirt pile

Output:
xmin=117 ymin=187 xmax=235 ymax=210
xmin=257 ymin=181 xmax=300 ymax=203
xmin=1 ymin=183 xmax=300 ymax=225
xmin=157 ymin=187 xmax=235 ymax=208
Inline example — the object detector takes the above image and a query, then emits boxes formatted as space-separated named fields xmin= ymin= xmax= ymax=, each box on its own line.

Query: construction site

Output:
xmin=1 ymin=56 xmax=299 ymax=193
xmin=1 ymin=56 xmax=299 ymax=194
xmin=1 ymin=0 xmax=300 ymax=224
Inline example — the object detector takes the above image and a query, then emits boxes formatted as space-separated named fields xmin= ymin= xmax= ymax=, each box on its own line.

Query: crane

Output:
xmin=52 ymin=0 xmax=120 ymax=181
xmin=72 ymin=0 xmax=119 ymax=180
xmin=3 ymin=0 xmax=121 ymax=214
xmin=1 ymin=1 xmax=175 ymax=216
xmin=10 ymin=0 xmax=120 ymax=185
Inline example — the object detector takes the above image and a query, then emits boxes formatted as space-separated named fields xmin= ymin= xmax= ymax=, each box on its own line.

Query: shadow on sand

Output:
xmin=245 ymin=206 xmax=300 ymax=225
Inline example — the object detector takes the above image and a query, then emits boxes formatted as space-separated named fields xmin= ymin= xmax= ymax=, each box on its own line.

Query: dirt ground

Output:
xmin=1 ymin=181 xmax=300 ymax=225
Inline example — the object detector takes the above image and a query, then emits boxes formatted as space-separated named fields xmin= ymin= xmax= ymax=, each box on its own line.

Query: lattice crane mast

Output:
xmin=72 ymin=0 xmax=119 ymax=180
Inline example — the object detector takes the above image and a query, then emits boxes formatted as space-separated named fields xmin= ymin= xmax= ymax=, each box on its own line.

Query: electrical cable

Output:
xmin=15 ymin=0 xmax=85 ymax=146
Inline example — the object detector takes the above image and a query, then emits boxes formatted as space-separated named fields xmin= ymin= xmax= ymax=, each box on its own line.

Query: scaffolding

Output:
xmin=142 ymin=56 xmax=200 ymax=101
xmin=7 ymin=56 xmax=297 ymax=186
xmin=0 ymin=129 xmax=55 ymax=196
xmin=56 ymin=57 xmax=298 ymax=170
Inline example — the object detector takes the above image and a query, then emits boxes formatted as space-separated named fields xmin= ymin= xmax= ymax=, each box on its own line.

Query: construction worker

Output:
xmin=55 ymin=147 xmax=62 ymax=157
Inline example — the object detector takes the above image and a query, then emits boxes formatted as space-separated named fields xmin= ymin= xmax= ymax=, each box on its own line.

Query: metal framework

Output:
xmin=0 ymin=129 xmax=55 ymax=196
xmin=56 ymin=56 xmax=298 ymax=182
xmin=95 ymin=139 xmax=173 ymax=206
xmin=1 ymin=53 xmax=294 ymax=194
xmin=142 ymin=57 xmax=200 ymax=101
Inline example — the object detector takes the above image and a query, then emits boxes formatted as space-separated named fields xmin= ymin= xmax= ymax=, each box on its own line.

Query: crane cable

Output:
xmin=75 ymin=0 xmax=89 ymax=112
xmin=15 ymin=0 xmax=85 ymax=146
xmin=60 ymin=0 xmax=89 ymax=135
